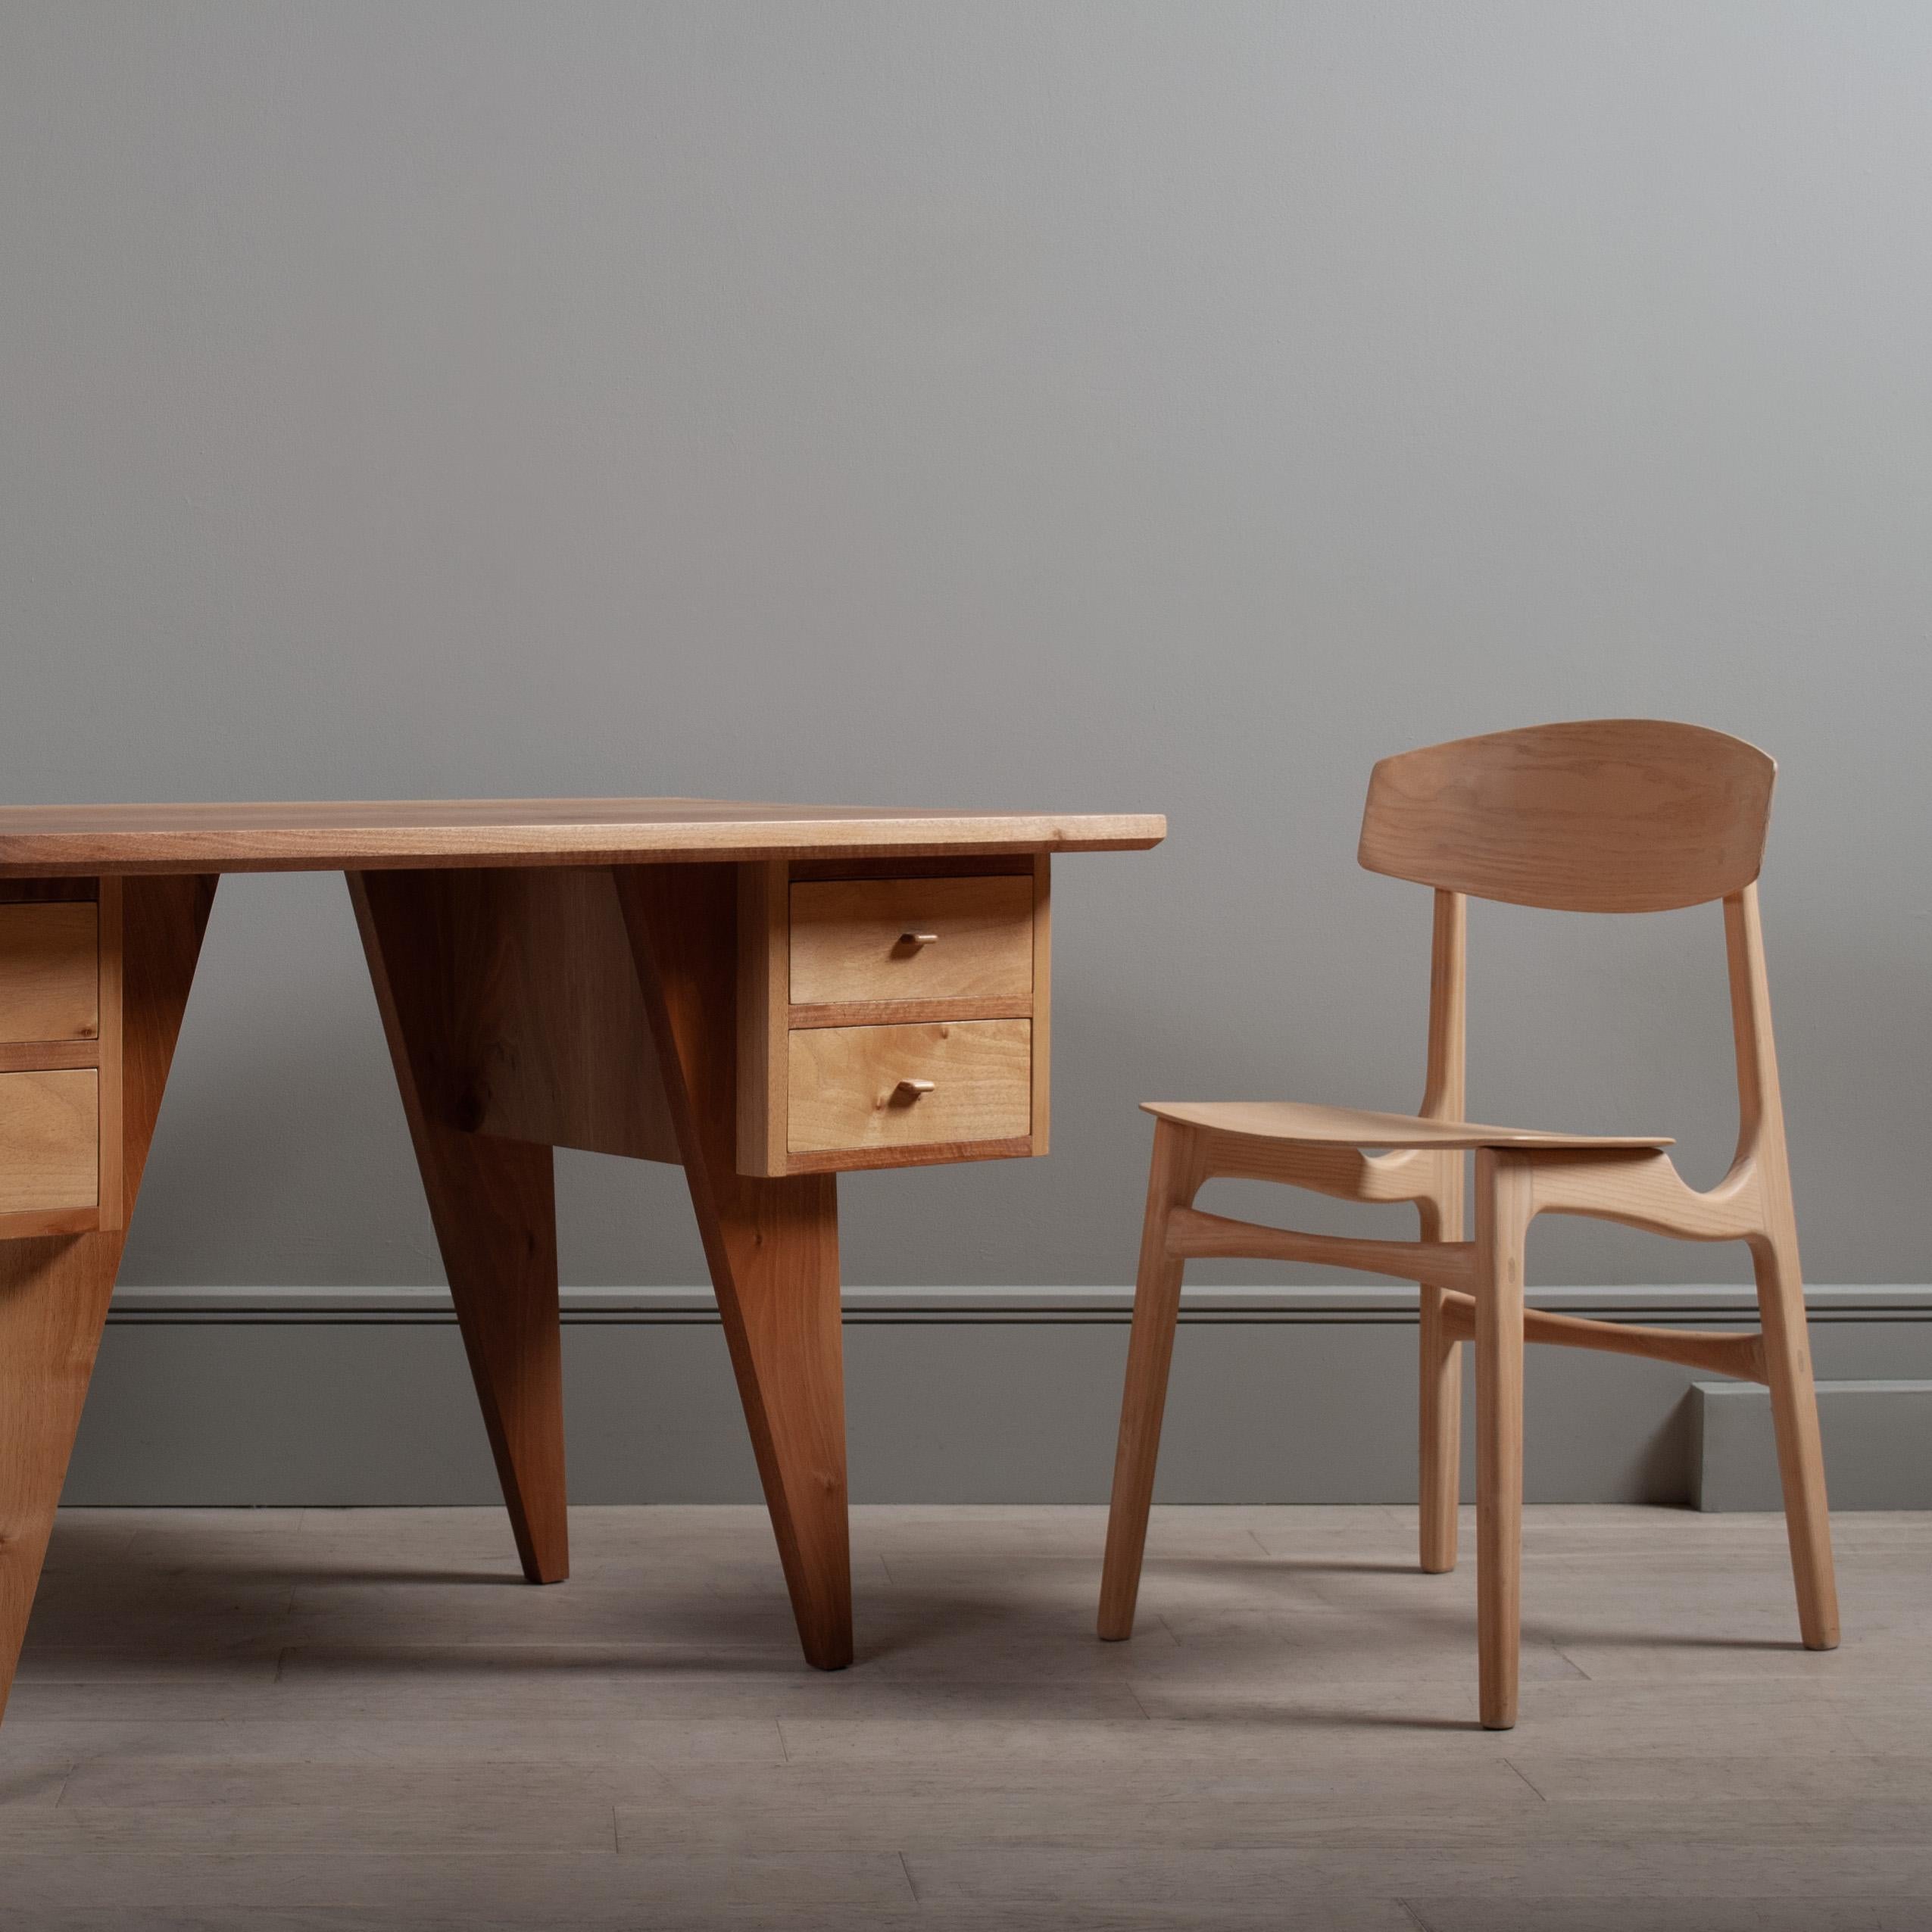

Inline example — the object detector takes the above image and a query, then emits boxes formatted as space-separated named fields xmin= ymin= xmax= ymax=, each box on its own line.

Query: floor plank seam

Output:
xmin=897 ymin=1849 xmax=919 ymax=1903
xmin=1501 ymin=1756 xmax=1550 ymax=1802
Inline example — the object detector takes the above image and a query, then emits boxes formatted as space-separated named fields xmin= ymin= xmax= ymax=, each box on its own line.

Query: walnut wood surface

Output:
xmin=0 ymin=799 xmax=1164 ymax=876
xmin=0 ymin=1070 xmax=98 ymax=1214
xmin=788 ymin=875 xmax=1035 ymax=1005
xmin=348 ymin=872 xmax=570 ymax=1587
xmin=0 ymin=872 xmax=214 ymax=1723
xmin=615 ymin=863 xmax=853 ymax=1671
xmin=786 ymin=1019 xmax=1032 ymax=1155
xmin=0 ymin=902 xmax=99 ymax=1041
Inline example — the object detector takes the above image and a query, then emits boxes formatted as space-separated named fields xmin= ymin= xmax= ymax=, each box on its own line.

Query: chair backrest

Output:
xmin=1357 ymin=719 xmax=1775 ymax=913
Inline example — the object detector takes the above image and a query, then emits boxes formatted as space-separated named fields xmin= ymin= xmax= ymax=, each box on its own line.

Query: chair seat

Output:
xmin=1141 ymin=1099 xmax=1671 ymax=1151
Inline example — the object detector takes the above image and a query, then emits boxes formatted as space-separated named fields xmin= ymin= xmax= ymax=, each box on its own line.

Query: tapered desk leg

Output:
xmin=0 ymin=875 xmax=214 ymax=1722
xmin=349 ymin=873 xmax=569 ymax=1585
xmin=616 ymin=864 xmax=852 ymax=1671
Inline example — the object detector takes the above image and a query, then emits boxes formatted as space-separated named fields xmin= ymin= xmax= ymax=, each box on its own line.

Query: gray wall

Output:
xmin=3 ymin=2 xmax=1929 ymax=1296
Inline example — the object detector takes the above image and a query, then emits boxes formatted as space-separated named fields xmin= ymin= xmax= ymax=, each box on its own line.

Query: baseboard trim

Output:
xmin=105 ymin=1283 xmax=1932 ymax=1325
xmin=67 ymin=1285 xmax=1932 ymax=1509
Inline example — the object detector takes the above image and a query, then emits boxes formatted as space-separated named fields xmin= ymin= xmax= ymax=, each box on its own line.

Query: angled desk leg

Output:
xmin=348 ymin=872 xmax=569 ymax=1585
xmin=615 ymin=864 xmax=853 ymax=1671
xmin=0 ymin=874 xmax=215 ymax=1724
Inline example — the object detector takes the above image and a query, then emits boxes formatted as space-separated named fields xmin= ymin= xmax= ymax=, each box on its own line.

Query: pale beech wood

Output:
xmin=1098 ymin=1119 xmax=1208 ymax=1641
xmin=0 ymin=902 xmax=98 ymax=1041
xmin=1101 ymin=722 xmax=1837 ymax=1727
xmin=1358 ymin=719 xmax=1774 ymax=913
xmin=615 ymin=863 xmax=853 ymax=1670
xmin=0 ymin=1070 xmax=98 ymax=1213
xmin=788 ymin=875 xmax=1034 ymax=1004
xmin=1436 ymin=1290 xmax=1768 ymax=1382
xmin=786 ymin=1019 xmax=1032 ymax=1155
xmin=1141 ymin=1098 xmax=1668 ymax=1151
xmin=0 ymin=798 xmax=1164 ymax=876
xmin=1726 ymin=885 xmax=1838 ymax=1650
xmin=1165 ymin=1206 xmax=1475 ymax=1291
xmin=348 ymin=872 xmax=570 ymax=1587
xmin=1475 ymin=1149 xmax=1532 ymax=1730
xmin=1418 ymin=888 xmax=1469 ymax=1575
xmin=0 ymin=872 xmax=213 ymax=1723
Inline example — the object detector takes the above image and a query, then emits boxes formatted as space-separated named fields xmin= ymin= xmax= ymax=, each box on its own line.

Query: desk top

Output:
xmin=0 ymin=798 xmax=1166 ymax=876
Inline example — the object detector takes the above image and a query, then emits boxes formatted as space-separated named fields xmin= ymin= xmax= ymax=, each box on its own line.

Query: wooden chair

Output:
xmin=1096 ymin=719 xmax=1839 ymax=1729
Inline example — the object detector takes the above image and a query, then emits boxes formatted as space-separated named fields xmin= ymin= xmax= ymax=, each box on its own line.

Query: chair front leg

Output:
xmin=1749 ymin=1210 xmax=1840 ymax=1651
xmin=1475 ymin=1149 xmax=1535 ymax=1730
xmin=1099 ymin=1119 xmax=1203 ymax=1640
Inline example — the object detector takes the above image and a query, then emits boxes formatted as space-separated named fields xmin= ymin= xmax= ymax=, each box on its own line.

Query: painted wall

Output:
xmin=4 ymin=3 xmax=1928 ymax=1295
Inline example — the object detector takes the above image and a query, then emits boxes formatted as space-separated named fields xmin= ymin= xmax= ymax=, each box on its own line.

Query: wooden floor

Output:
xmin=2 ymin=1505 xmax=1929 ymax=1930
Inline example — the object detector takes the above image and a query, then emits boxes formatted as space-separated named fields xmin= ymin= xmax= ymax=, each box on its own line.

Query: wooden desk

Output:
xmin=0 ymin=799 xmax=1163 ymax=1717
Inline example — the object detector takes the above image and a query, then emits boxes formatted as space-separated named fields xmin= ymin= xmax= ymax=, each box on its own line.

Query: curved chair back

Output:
xmin=1357 ymin=719 xmax=1775 ymax=913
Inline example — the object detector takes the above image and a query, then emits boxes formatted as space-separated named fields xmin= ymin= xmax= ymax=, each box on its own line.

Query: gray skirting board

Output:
xmin=61 ymin=1285 xmax=1932 ymax=1510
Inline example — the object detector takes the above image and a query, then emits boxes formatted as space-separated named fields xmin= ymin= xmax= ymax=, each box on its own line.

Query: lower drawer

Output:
xmin=786 ymin=1019 xmax=1032 ymax=1155
xmin=0 ymin=1067 xmax=99 ymax=1214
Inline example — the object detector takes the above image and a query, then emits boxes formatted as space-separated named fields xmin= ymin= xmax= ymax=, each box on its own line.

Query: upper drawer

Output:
xmin=0 ymin=902 xmax=99 ymax=1043
xmin=788 ymin=875 xmax=1033 ymax=1006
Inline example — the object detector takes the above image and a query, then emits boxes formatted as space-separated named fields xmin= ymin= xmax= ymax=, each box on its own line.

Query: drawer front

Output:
xmin=787 ymin=1019 xmax=1031 ymax=1154
xmin=789 ymin=876 xmax=1033 ymax=1007
xmin=0 ymin=1068 xmax=99 ymax=1213
xmin=0 ymin=902 xmax=99 ymax=1043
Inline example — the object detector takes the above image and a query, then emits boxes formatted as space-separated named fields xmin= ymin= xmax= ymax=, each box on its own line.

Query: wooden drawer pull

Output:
xmin=893 ymin=1078 xmax=937 ymax=1103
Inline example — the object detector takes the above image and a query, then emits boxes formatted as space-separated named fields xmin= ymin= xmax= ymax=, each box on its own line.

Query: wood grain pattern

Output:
xmin=615 ymin=863 xmax=853 ymax=1671
xmin=0 ymin=902 xmax=98 ymax=1041
xmin=786 ymin=1019 xmax=1032 ymax=1155
xmin=1140 ymin=1098 xmax=1669 ymax=1151
xmin=0 ymin=1070 xmax=98 ymax=1213
xmin=0 ymin=872 xmax=214 ymax=1724
xmin=1030 ymin=852 xmax=1052 ymax=1156
xmin=788 ymin=875 xmax=1034 ymax=1005
xmin=1475 ymin=1150 xmax=1534 ymax=1731
xmin=1101 ymin=722 xmax=1837 ymax=1731
xmin=735 ymin=861 xmax=789 ymax=1179
xmin=1436 ymin=1289 xmax=1768 ymax=1382
xmin=1358 ymin=719 xmax=1774 ymax=913
xmin=348 ymin=872 xmax=570 ymax=1587
xmin=1097 ymin=1119 xmax=1209 ymax=1642
xmin=445 ymin=868 xmax=678 ymax=1163
xmin=0 ymin=799 xmax=1165 ymax=876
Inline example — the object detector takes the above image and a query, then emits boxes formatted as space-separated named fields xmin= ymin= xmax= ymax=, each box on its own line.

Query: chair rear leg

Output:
xmin=1419 ymin=1180 xmax=1463 ymax=1573
xmin=1751 ymin=1223 xmax=1839 ymax=1651
xmin=1475 ymin=1150 xmax=1533 ymax=1730
xmin=1099 ymin=1121 xmax=1200 ymax=1641
xmin=1419 ymin=1283 xmax=1462 ymax=1572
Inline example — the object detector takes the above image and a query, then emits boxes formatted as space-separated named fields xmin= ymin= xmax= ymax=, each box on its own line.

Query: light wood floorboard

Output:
xmin=2 ymin=1503 xmax=1928 ymax=1928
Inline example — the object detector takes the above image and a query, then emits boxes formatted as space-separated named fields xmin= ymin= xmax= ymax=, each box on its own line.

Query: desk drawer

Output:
xmin=0 ymin=902 xmax=99 ymax=1043
xmin=0 ymin=1069 xmax=98 ymax=1215
xmin=789 ymin=875 xmax=1033 ymax=1007
xmin=739 ymin=857 xmax=1050 ymax=1175
xmin=787 ymin=1019 xmax=1032 ymax=1155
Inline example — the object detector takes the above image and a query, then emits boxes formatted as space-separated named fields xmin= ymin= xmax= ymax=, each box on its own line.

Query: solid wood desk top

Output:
xmin=0 ymin=798 xmax=1166 ymax=877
